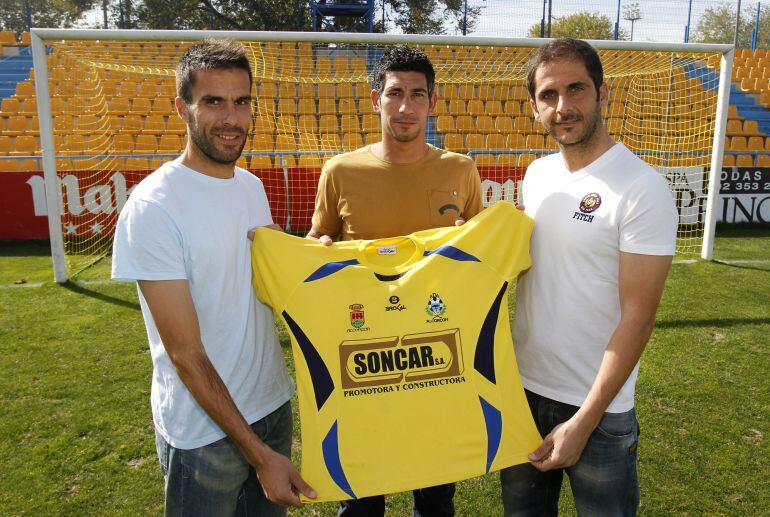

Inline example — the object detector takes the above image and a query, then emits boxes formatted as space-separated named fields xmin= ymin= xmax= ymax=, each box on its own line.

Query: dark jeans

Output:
xmin=338 ymin=483 xmax=456 ymax=517
xmin=155 ymin=401 xmax=293 ymax=517
xmin=500 ymin=390 xmax=640 ymax=517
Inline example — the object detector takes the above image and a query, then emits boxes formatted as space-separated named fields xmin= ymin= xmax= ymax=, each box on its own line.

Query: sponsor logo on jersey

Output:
xmin=425 ymin=293 xmax=448 ymax=322
xmin=385 ymin=295 xmax=407 ymax=312
xmin=339 ymin=329 xmax=465 ymax=393
xmin=573 ymin=192 xmax=601 ymax=223
xmin=348 ymin=304 xmax=370 ymax=332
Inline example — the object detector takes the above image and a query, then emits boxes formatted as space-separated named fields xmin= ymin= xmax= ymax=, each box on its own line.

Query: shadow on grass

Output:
xmin=61 ymin=281 xmax=141 ymax=311
xmin=0 ymin=239 xmax=51 ymax=257
xmin=657 ymin=317 xmax=770 ymax=329
xmin=713 ymin=260 xmax=770 ymax=272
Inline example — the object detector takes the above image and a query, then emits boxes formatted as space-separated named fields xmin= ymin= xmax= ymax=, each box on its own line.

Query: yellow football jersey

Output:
xmin=251 ymin=201 xmax=541 ymax=503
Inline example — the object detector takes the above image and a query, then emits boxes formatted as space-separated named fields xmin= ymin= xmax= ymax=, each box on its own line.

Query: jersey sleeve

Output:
xmin=453 ymin=201 xmax=534 ymax=281
xmin=311 ymin=164 xmax=342 ymax=238
xmin=618 ymin=171 xmax=678 ymax=256
xmin=111 ymin=198 xmax=187 ymax=282
xmin=463 ymin=162 xmax=484 ymax=220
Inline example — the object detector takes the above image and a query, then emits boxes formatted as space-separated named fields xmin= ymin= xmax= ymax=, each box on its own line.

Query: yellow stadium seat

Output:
xmin=5 ymin=116 xmax=29 ymax=136
xmin=465 ymin=133 xmax=484 ymax=150
xmin=486 ymin=134 xmax=506 ymax=150
xmin=467 ymin=100 xmax=484 ymax=116
xmin=319 ymin=114 xmax=339 ymax=133
xmin=477 ymin=84 xmax=497 ymax=100
xmin=436 ymin=115 xmax=455 ymax=133
xmin=447 ymin=99 xmax=465 ymax=114
xmin=1 ymin=97 xmax=20 ymax=113
xmin=727 ymin=105 xmax=740 ymax=119
xmin=506 ymin=133 xmax=526 ymax=149
xmin=513 ymin=116 xmax=532 ymax=133
xmin=138 ymin=82 xmax=159 ymax=97
xmin=336 ymin=83 xmax=354 ymax=99
xmin=132 ymin=98 xmax=152 ymax=115
xmin=443 ymin=133 xmax=464 ymax=153
xmin=726 ymin=119 xmax=744 ymax=136
xmin=519 ymin=153 xmax=538 ymax=166
xmin=432 ymin=100 xmax=447 ymax=116
xmin=320 ymin=133 xmax=341 ymax=149
xmin=494 ymin=116 xmax=513 ymax=132
xmin=298 ymin=83 xmax=315 ymax=99
xmin=253 ymin=115 xmax=273 ymax=134
xmin=122 ymin=114 xmax=143 ymax=134
xmin=113 ymin=134 xmax=135 ymax=152
xmin=260 ymin=82 xmax=278 ymax=99
xmin=730 ymin=136 xmax=748 ymax=151
xmin=747 ymin=136 xmax=764 ymax=151
xmin=250 ymin=156 xmax=272 ymax=168
xmin=342 ymin=133 xmax=363 ymax=151
xmin=318 ymin=98 xmax=336 ymax=115
xmin=340 ymin=115 xmax=360 ymax=132
xmin=158 ymin=134 xmax=183 ymax=153
xmin=298 ymin=98 xmax=316 ymax=115
xmin=485 ymin=101 xmax=504 ymax=116
xmin=476 ymin=116 xmax=494 ymax=132
xmin=135 ymin=134 xmax=157 ymax=152
xmin=736 ymin=154 xmax=755 ymax=167
xmin=143 ymin=115 xmax=166 ymax=135
xmin=125 ymin=157 xmax=150 ymax=170
xmin=0 ymin=32 xmax=16 ymax=45
xmin=441 ymin=84 xmax=458 ymax=99
xmin=474 ymin=154 xmax=496 ymax=167
xmin=279 ymin=82 xmax=296 ymax=98
xmin=757 ymin=154 xmax=770 ymax=166
xmin=109 ymin=97 xmax=131 ymax=115
xmin=338 ymin=98 xmax=356 ymax=115
xmin=504 ymin=101 xmax=522 ymax=116
xmin=358 ymin=98 xmax=374 ymax=114
xmin=318 ymin=83 xmax=335 ymax=99
xmin=743 ymin=120 xmax=762 ymax=136
xmin=364 ymin=133 xmax=381 ymax=145
xmin=510 ymin=84 xmax=528 ymax=100
xmin=0 ymin=136 xmax=13 ymax=154
xmin=15 ymin=81 xmax=34 ymax=97
xmin=13 ymin=135 xmax=39 ymax=155
xmin=275 ymin=134 xmax=297 ymax=151
xmin=275 ymin=154 xmax=296 ymax=167
xmin=362 ymin=114 xmax=380 ymax=133
xmin=297 ymin=115 xmax=318 ymax=133
xmin=458 ymin=84 xmax=475 ymax=99
xmin=251 ymin=134 xmax=274 ymax=152
xmin=0 ymin=159 xmax=21 ymax=171
xmin=298 ymin=154 xmax=322 ymax=167
xmin=456 ymin=115 xmax=474 ymax=132
xmin=722 ymin=155 xmax=735 ymax=167
xmin=278 ymin=98 xmax=298 ymax=114
xmin=526 ymin=134 xmax=545 ymax=150
xmin=275 ymin=115 xmax=296 ymax=134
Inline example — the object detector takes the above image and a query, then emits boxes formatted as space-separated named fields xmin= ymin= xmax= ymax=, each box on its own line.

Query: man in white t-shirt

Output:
xmin=112 ymin=39 xmax=315 ymax=515
xmin=500 ymin=39 xmax=678 ymax=516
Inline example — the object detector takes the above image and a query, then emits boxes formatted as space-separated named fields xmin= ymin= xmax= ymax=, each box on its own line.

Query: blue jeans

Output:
xmin=337 ymin=483 xmax=455 ymax=517
xmin=155 ymin=401 xmax=293 ymax=517
xmin=500 ymin=390 xmax=639 ymax=517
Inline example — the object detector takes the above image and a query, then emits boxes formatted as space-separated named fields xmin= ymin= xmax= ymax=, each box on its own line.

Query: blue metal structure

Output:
xmin=311 ymin=0 xmax=375 ymax=32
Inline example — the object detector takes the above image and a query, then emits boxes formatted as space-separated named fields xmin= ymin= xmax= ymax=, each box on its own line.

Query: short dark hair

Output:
xmin=176 ymin=39 xmax=252 ymax=103
xmin=525 ymin=38 xmax=604 ymax=100
xmin=371 ymin=45 xmax=435 ymax=96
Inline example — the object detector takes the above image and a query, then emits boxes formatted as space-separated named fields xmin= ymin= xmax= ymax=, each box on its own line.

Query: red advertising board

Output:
xmin=0 ymin=166 xmax=524 ymax=240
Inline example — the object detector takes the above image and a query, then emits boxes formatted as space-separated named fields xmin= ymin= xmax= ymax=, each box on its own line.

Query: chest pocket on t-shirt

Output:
xmin=429 ymin=189 xmax=466 ymax=227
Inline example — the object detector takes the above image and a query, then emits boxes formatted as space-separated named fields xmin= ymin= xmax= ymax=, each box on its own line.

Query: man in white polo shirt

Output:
xmin=112 ymin=39 xmax=314 ymax=515
xmin=501 ymin=38 xmax=678 ymax=516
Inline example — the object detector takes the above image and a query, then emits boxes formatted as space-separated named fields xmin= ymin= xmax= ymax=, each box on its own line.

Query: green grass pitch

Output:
xmin=0 ymin=227 xmax=768 ymax=515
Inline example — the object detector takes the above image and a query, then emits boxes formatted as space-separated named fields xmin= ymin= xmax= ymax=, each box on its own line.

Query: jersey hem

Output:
xmin=111 ymin=271 xmax=188 ymax=282
xmin=155 ymin=388 xmax=294 ymax=450
xmin=618 ymin=243 xmax=676 ymax=256
xmin=301 ymin=451 xmax=534 ymax=503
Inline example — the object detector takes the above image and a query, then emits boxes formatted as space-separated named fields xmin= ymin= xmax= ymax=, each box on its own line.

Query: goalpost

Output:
xmin=29 ymin=29 xmax=732 ymax=283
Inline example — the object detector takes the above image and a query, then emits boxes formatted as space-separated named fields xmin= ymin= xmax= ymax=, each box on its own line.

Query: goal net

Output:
xmin=29 ymin=30 xmax=731 ymax=282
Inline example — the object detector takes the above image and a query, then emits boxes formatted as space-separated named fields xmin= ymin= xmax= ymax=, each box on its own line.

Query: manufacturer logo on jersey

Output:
xmin=348 ymin=304 xmax=370 ymax=332
xmin=425 ymin=293 xmax=448 ymax=322
xmin=385 ymin=295 xmax=407 ymax=312
xmin=339 ymin=329 xmax=465 ymax=392
xmin=573 ymin=192 xmax=601 ymax=223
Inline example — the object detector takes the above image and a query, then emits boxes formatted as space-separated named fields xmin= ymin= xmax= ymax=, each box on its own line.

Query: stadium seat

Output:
xmin=743 ymin=120 xmax=762 ymax=136
xmin=441 ymin=84 xmax=458 ymax=99
xmin=320 ymin=133 xmax=341 ymax=149
xmin=275 ymin=134 xmax=297 ymax=151
xmin=125 ymin=157 xmax=150 ymax=170
xmin=253 ymin=115 xmax=273 ymax=134
xmin=336 ymin=83 xmax=354 ymax=99
xmin=318 ymin=98 xmax=336 ymax=115
xmin=122 ymin=114 xmax=144 ymax=134
xmin=318 ymin=83 xmax=335 ymax=99
xmin=275 ymin=115 xmax=296 ymax=134
xmin=158 ymin=134 xmax=183 ymax=153
xmin=722 ymin=155 xmax=735 ymax=167
xmin=15 ymin=81 xmax=34 ymax=97
xmin=109 ymin=97 xmax=131 ymax=115
xmin=138 ymin=82 xmax=159 ymax=97
xmin=0 ymin=136 xmax=13 ymax=154
xmin=113 ymin=134 xmax=135 ymax=153
xmin=143 ymin=115 xmax=166 ymax=135
xmin=504 ymin=101 xmax=522 ymax=116
xmin=260 ymin=82 xmax=278 ymax=98
xmin=465 ymin=133 xmax=484 ymax=151
xmin=506 ymin=133 xmax=526 ymax=149
xmin=342 ymin=133 xmax=363 ymax=151
xmin=474 ymin=154 xmax=496 ymax=167
xmin=432 ymin=99 xmax=447 ymax=116
xmin=250 ymin=156 xmax=272 ymax=168
xmin=298 ymin=98 xmax=316 ymax=115
xmin=135 ymin=134 xmax=157 ymax=153
xmin=730 ymin=136 xmax=748 ymax=151
xmin=132 ymin=98 xmax=152 ymax=115
xmin=278 ymin=98 xmax=298 ymax=115
xmin=0 ymin=159 xmax=21 ymax=172
xmin=340 ymin=115 xmax=360 ymax=132
xmin=362 ymin=114 xmax=380 ymax=133
xmin=5 ymin=116 xmax=30 ymax=136
xmin=526 ymin=134 xmax=545 ymax=150
xmin=747 ymin=136 xmax=764 ymax=151
xmin=486 ymin=134 xmax=506 ymax=150
xmin=279 ymin=82 xmax=296 ymax=98
xmin=485 ymin=101 xmax=504 ymax=116
xmin=476 ymin=84 xmax=497 ymax=100
xmin=456 ymin=115 xmax=474 ymax=132
xmin=443 ymin=133 xmax=464 ymax=153
xmin=476 ymin=116 xmax=494 ymax=132
xmin=12 ymin=135 xmax=39 ymax=155
xmin=297 ymin=114 xmax=317 ymax=133
xmin=757 ymin=154 xmax=770 ymax=166
xmin=513 ymin=116 xmax=532 ymax=133
xmin=436 ymin=115 xmax=455 ymax=133
xmin=298 ymin=154 xmax=322 ymax=167
xmin=736 ymin=154 xmax=755 ymax=167
xmin=726 ymin=119 xmax=744 ymax=136
xmin=298 ymin=83 xmax=315 ymax=99
xmin=0 ymin=32 xmax=16 ymax=45
xmin=1 ymin=97 xmax=20 ymax=113
xmin=338 ymin=98 xmax=356 ymax=115
xmin=448 ymin=99 xmax=465 ymax=114
xmin=466 ymin=100 xmax=484 ymax=116
xmin=519 ymin=153 xmax=538 ymax=166
xmin=364 ymin=132 xmax=382 ymax=145
xmin=494 ymin=116 xmax=513 ymax=132
xmin=319 ymin=114 xmax=339 ymax=133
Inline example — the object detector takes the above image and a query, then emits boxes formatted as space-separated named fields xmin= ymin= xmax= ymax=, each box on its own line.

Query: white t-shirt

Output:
xmin=112 ymin=160 xmax=294 ymax=449
xmin=513 ymin=143 xmax=677 ymax=413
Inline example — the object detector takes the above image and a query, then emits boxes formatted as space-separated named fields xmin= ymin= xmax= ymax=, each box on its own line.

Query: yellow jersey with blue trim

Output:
xmin=251 ymin=201 xmax=541 ymax=503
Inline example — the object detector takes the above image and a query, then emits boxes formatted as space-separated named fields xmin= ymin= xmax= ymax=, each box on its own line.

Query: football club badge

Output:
xmin=349 ymin=304 xmax=365 ymax=328
xmin=579 ymin=193 xmax=602 ymax=213
xmin=425 ymin=293 xmax=448 ymax=322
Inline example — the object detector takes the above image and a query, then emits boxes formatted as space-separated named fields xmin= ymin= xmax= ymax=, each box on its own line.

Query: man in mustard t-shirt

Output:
xmin=308 ymin=45 xmax=483 ymax=517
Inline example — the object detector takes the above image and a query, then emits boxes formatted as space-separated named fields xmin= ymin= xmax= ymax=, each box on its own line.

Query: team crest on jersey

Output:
xmin=425 ymin=293 xmax=448 ymax=323
xmin=348 ymin=304 xmax=370 ymax=332
xmin=579 ymin=193 xmax=602 ymax=213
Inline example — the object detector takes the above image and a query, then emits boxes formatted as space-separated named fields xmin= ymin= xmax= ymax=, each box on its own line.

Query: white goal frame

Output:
xmin=30 ymin=28 xmax=733 ymax=283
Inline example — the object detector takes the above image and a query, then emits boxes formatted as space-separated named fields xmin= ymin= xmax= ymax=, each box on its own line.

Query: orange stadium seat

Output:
xmin=443 ymin=133 xmax=464 ymax=153
xmin=298 ymin=154 xmax=322 ymax=167
xmin=722 ymin=155 xmax=735 ymax=167
xmin=0 ymin=136 xmax=13 ymax=154
xmin=135 ymin=134 xmax=157 ymax=153
xmin=12 ymin=135 xmax=38 ymax=155
xmin=436 ymin=115 xmax=455 ymax=133
xmin=342 ymin=133 xmax=363 ymax=151
xmin=748 ymin=136 xmax=764 ymax=151
xmin=465 ymin=133 xmax=484 ymax=151
xmin=0 ymin=32 xmax=16 ymax=45
xmin=475 ymin=154 xmax=496 ymax=167
xmin=277 ymin=98 xmax=297 ymax=115
xmin=743 ymin=120 xmax=762 ymax=136
xmin=340 ymin=115 xmax=360 ymax=132
xmin=250 ymin=156 xmax=272 ymax=168
xmin=486 ymin=134 xmax=506 ymax=150
xmin=297 ymin=115 xmax=318 ymax=133
xmin=456 ymin=115 xmax=474 ymax=132
xmin=476 ymin=116 xmax=494 ymax=132
xmin=730 ymin=136 xmax=747 ymax=151
xmin=298 ymin=98 xmax=316 ymax=115
xmin=158 ymin=134 xmax=183 ymax=153
xmin=433 ymin=99 xmax=447 ymax=116
xmin=336 ymin=83 xmax=354 ymax=99
xmin=318 ymin=98 xmax=336 ymax=115
xmin=485 ymin=101 xmax=504 ymax=116
xmin=506 ymin=133 xmax=526 ymax=149
xmin=338 ymin=98 xmax=356 ymax=115
xmin=364 ymin=133 xmax=382 ymax=145
xmin=362 ymin=114 xmax=379 ymax=133
xmin=758 ymin=154 xmax=770 ymax=166
xmin=319 ymin=114 xmax=339 ymax=133
xmin=320 ymin=133 xmax=341 ymax=149
xmin=736 ymin=154 xmax=754 ymax=167
xmin=447 ymin=99 xmax=465 ymax=114
xmin=467 ymin=100 xmax=484 ymax=116
xmin=275 ymin=115 xmax=296 ymax=134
